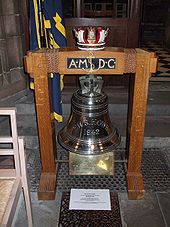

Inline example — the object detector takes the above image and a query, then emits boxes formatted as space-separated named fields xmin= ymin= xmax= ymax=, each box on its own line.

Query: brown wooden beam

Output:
xmin=126 ymin=51 xmax=154 ymax=199
xmin=38 ymin=172 xmax=56 ymax=200
xmin=29 ymin=52 xmax=57 ymax=200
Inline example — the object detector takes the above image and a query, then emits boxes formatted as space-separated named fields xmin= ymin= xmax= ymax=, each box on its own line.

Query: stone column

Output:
xmin=0 ymin=0 xmax=27 ymax=99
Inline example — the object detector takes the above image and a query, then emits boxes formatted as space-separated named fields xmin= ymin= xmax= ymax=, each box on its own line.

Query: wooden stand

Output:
xmin=24 ymin=47 xmax=157 ymax=200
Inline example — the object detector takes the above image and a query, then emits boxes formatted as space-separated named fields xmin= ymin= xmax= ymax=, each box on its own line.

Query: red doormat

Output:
xmin=59 ymin=192 xmax=122 ymax=227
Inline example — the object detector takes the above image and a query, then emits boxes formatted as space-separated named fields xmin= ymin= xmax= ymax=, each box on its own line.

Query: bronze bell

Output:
xmin=58 ymin=75 xmax=121 ymax=175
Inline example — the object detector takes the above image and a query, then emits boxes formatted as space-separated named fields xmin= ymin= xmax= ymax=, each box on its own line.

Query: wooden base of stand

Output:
xmin=127 ymin=173 xmax=145 ymax=200
xmin=38 ymin=172 xmax=57 ymax=200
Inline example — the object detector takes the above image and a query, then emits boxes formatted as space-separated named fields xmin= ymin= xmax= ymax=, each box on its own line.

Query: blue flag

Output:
xmin=29 ymin=0 xmax=66 ymax=122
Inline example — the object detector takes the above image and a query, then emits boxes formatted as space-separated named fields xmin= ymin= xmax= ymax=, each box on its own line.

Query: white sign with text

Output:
xmin=69 ymin=189 xmax=111 ymax=210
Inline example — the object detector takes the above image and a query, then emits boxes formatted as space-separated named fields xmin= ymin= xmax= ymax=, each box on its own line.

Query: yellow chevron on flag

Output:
xmin=49 ymin=32 xmax=60 ymax=48
xmin=44 ymin=19 xmax=51 ymax=29
xmin=53 ymin=12 xmax=66 ymax=37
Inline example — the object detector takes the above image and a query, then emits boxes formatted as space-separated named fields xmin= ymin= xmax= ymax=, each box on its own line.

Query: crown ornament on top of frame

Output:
xmin=73 ymin=26 xmax=109 ymax=50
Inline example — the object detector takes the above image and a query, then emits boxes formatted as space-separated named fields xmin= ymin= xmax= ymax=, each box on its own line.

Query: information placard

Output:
xmin=69 ymin=189 xmax=111 ymax=210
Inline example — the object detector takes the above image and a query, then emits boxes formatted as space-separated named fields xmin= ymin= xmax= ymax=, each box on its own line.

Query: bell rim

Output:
xmin=58 ymin=130 xmax=121 ymax=155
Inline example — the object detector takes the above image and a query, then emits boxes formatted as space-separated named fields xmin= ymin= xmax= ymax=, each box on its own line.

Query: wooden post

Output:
xmin=24 ymin=48 xmax=157 ymax=200
xmin=25 ymin=52 xmax=57 ymax=200
xmin=126 ymin=50 xmax=156 ymax=199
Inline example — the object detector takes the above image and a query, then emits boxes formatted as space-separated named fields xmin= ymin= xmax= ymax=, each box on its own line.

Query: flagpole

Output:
xmin=37 ymin=0 xmax=45 ymax=47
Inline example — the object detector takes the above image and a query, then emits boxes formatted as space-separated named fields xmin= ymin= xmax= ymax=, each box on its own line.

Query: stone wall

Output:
xmin=0 ymin=0 xmax=27 ymax=99
xmin=141 ymin=0 xmax=170 ymax=42
xmin=165 ymin=6 xmax=170 ymax=47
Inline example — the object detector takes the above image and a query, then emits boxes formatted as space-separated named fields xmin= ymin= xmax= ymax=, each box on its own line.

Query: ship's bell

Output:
xmin=58 ymin=75 xmax=121 ymax=156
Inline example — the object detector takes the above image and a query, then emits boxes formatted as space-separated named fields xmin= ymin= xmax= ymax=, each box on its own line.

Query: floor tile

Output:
xmin=119 ymin=192 xmax=166 ymax=227
xmin=156 ymin=192 xmax=170 ymax=227
xmin=142 ymin=42 xmax=170 ymax=78
xmin=13 ymin=191 xmax=62 ymax=227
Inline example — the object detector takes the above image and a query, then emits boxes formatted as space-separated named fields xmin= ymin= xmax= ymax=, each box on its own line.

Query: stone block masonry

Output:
xmin=0 ymin=0 xmax=27 ymax=99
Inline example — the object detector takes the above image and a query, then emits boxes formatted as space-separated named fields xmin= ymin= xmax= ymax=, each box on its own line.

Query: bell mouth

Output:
xmin=58 ymin=128 xmax=121 ymax=155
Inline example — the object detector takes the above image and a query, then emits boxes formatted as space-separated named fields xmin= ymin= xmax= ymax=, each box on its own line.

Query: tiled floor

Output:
xmin=141 ymin=41 xmax=170 ymax=79
xmin=13 ymin=191 xmax=170 ymax=227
